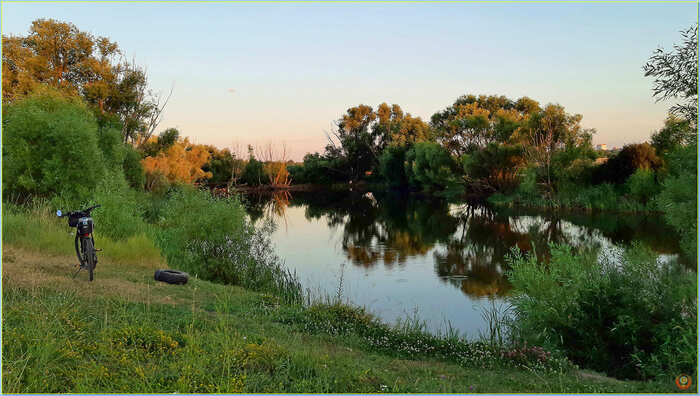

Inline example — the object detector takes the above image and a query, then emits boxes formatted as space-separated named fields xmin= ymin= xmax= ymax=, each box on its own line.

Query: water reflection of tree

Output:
xmin=240 ymin=190 xmax=682 ymax=299
xmin=240 ymin=191 xmax=290 ymax=228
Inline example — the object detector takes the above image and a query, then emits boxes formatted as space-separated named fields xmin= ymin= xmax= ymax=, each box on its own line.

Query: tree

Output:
xmin=2 ymin=19 xmax=119 ymax=102
xmin=257 ymin=142 xmax=291 ymax=186
xmin=202 ymin=146 xmax=234 ymax=187
xmin=141 ymin=137 xmax=212 ymax=190
xmin=643 ymin=24 xmax=698 ymax=128
xmin=462 ymin=143 xmax=527 ymax=191
xmin=650 ymin=115 xmax=695 ymax=157
xmin=379 ymin=145 xmax=409 ymax=187
xmin=431 ymin=94 xmax=541 ymax=157
xmin=2 ymin=18 xmax=170 ymax=144
xmin=141 ymin=128 xmax=180 ymax=157
xmin=374 ymin=102 xmax=432 ymax=147
xmin=404 ymin=142 xmax=461 ymax=192
xmin=656 ymin=144 xmax=697 ymax=260
xmin=325 ymin=103 xmax=431 ymax=181
xmin=517 ymin=104 xmax=589 ymax=191
xmin=593 ymin=143 xmax=663 ymax=185
xmin=2 ymin=88 xmax=105 ymax=202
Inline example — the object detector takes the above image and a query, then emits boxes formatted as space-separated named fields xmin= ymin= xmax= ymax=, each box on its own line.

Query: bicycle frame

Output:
xmin=58 ymin=205 xmax=100 ymax=280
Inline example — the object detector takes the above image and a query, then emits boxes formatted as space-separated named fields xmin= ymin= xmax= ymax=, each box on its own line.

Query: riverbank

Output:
xmin=2 ymin=241 xmax=677 ymax=393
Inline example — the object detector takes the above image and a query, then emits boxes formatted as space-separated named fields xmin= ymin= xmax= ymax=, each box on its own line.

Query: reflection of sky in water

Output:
xmin=249 ymin=193 xmax=684 ymax=338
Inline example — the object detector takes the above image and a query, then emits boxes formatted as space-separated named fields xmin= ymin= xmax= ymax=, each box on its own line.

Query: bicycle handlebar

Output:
xmin=56 ymin=204 xmax=101 ymax=217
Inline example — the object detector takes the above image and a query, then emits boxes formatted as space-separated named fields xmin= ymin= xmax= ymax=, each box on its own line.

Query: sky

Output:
xmin=2 ymin=2 xmax=697 ymax=161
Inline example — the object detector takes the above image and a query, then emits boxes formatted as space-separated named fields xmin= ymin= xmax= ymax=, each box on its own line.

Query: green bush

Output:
xmin=153 ymin=189 xmax=302 ymax=302
xmin=462 ymin=143 xmax=525 ymax=191
xmin=625 ymin=168 xmax=660 ymax=205
xmin=593 ymin=143 xmax=663 ymax=185
xmin=123 ymin=145 xmax=145 ymax=190
xmin=90 ymin=170 xmax=147 ymax=240
xmin=506 ymin=243 xmax=697 ymax=380
xmin=2 ymin=88 xmax=105 ymax=202
xmin=656 ymin=144 xmax=697 ymax=260
xmin=97 ymin=126 xmax=126 ymax=171
xmin=241 ymin=157 xmax=266 ymax=186
xmin=378 ymin=145 xmax=408 ymax=187
xmin=405 ymin=142 xmax=461 ymax=192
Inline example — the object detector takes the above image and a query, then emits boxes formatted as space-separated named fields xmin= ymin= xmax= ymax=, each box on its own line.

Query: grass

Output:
xmin=1 ymin=209 xmax=685 ymax=393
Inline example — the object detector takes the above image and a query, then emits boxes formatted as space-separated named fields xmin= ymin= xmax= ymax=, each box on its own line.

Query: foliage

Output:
xmin=91 ymin=170 xmax=147 ymax=240
xmin=153 ymin=189 xmax=302 ymax=301
xmin=241 ymin=157 xmax=266 ymax=186
xmin=141 ymin=128 xmax=180 ymax=158
xmin=431 ymin=94 xmax=541 ymax=157
xmin=643 ymin=24 xmax=698 ymax=127
xmin=462 ymin=143 xmax=526 ymax=191
xmin=506 ymin=243 xmax=697 ymax=380
xmin=201 ymin=145 xmax=234 ymax=186
xmin=516 ymin=104 xmax=591 ymax=190
xmin=650 ymin=115 xmax=696 ymax=157
xmin=1 ymin=18 xmax=167 ymax=144
xmin=97 ymin=126 xmax=126 ymax=171
xmin=656 ymin=144 xmax=697 ymax=260
xmin=122 ymin=145 xmax=145 ymax=190
xmin=142 ymin=137 xmax=212 ymax=190
xmin=325 ymin=103 xmax=431 ymax=181
xmin=405 ymin=142 xmax=461 ymax=192
xmin=1 ymin=19 xmax=118 ymax=103
xmin=263 ymin=161 xmax=290 ymax=186
xmin=378 ymin=145 xmax=408 ymax=187
xmin=294 ymin=153 xmax=348 ymax=185
xmin=625 ymin=168 xmax=660 ymax=205
xmin=593 ymin=143 xmax=663 ymax=185
xmin=2 ymin=88 xmax=105 ymax=202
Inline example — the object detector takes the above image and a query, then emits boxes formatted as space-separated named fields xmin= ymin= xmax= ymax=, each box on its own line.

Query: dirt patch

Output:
xmin=577 ymin=370 xmax=625 ymax=384
xmin=2 ymin=246 xmax=186 ymax=306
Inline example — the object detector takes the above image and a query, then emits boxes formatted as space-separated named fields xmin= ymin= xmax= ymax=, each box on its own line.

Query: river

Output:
xmin=241 ymin=190 xmax=686 ymax=338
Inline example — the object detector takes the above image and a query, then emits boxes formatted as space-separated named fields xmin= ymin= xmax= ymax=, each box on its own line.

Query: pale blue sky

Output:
xmin=2 ymin=2 xmax=697 ymax=160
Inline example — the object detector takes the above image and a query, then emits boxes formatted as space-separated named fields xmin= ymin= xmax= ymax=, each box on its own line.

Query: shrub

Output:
xmin=651 ymin=115 xmax=696 ymax=157
xmin=593 ymin=143 xmax=663 ymax=185
xmin=123 ymin=145 xmax=145 ymax=190
xmin=462 ymin=143 xmax=525 ymax=191
xmin=656 ymin=144 xmax=697 ymax=260
xmin=90 ymin=170 xmax=147 ymax=240
xmin=625 ymin=168 xmax=660 ymax=205
xmin=405 ymin=142 xmax=461 ymax=192
xmin=506 ymin=243 xmax=697 ymax=379
xmin=153 ymin=189 xmax=302 ymax=302
xmin=2 ymin=88 xmax=105 ymax=202
xmin=378 ymin=145 xmax=408 ymax=187
xmin=97 ymin=126 xmax=126 ymax=171
xmin=241 ymin=157 xmax=266 ymax=186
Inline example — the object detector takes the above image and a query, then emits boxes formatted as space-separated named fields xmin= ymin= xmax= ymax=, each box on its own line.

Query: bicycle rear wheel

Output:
xmin=83 ymin=238 xmax=96 ymax=281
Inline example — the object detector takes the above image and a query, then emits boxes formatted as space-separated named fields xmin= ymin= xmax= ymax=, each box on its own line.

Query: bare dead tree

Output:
xmin=229 ymin=140 xmax=245 ymax=188
xmin=524 ymin=123 xmax=555 ymax=193
xmin=141 ymin=84 xmax=173 ymax=144
xmin=256 ymin=141 xmax=291 ymax=186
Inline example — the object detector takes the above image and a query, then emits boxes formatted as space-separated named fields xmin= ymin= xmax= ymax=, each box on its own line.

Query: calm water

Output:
xmin=241 ymin=190 xmax=685 ymax=338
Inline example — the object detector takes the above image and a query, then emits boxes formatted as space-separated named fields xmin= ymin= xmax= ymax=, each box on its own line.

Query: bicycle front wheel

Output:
xmin=83 ymin=238 xmax=96 ymax=281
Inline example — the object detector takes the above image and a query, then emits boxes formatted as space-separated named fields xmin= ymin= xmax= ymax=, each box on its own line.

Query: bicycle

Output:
xmin=56 ymin=205 xmax=101 ymax=281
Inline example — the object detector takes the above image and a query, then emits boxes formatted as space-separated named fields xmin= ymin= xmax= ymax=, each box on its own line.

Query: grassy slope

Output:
xmin=1 ymin=215 xmax=679 ymax=393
